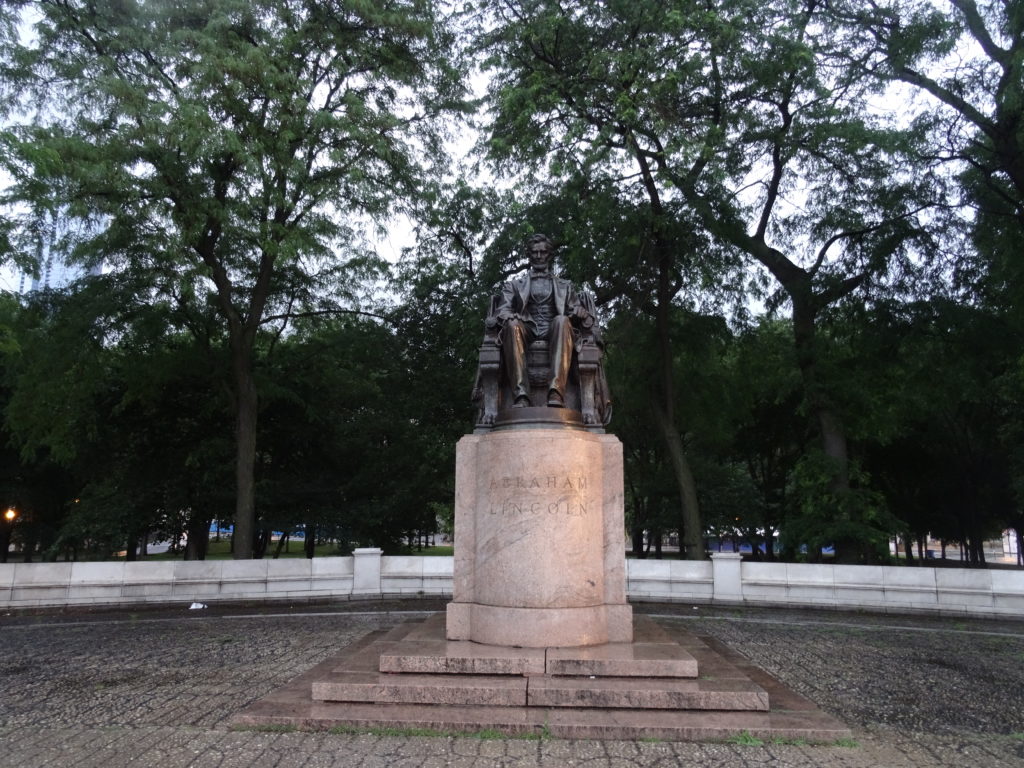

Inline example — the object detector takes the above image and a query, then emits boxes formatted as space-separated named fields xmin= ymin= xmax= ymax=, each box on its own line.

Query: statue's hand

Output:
xmin=496 ymin=309 xmax=517 ymax=323
xmin=573 ymin=304 xmax=593 ymax=327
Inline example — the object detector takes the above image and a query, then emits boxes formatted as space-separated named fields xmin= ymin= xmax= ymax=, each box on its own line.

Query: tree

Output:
xmin=726 ymin=319 xmax=808 ymax=559
xmin=832 ymin=1 xmax=1024 ymax=351
xmin=607 ymin=304 xmax=744 ymax=558
xmin=855 ymin=298 xmax=1020 ymax=565
xmin=833 ymin=0 xmax=1024 ymax=221
xmin=1 ymin=0 xmax=464 ymax=557
xmin=0 ymin=275 xmax=235 ymax=560
xmin=476 ymin=0 xmax=934 ymax=561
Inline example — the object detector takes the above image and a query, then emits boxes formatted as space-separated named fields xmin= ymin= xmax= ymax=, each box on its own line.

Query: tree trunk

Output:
xmin=625 ymin=469 xmax=646 ymax=558
xmin=305 ymin=523 xmax=316 ymax=559
xmin=273 ymin=533 xmax=289 ymax=559
xmin=232 ymin=341 xmax=259 ymax=559
xmin=792 ymin=301 xmax=851 ymax=487
xmin=184 ymin=515 xmax=210 ymax=560
xmin=973 ymin=535 xmax=986 ymax=566
xmin=632 ymin=527 xmax=644 ymax=558
xmin=629 ymin=142 xmax=705 ymax=562
xmin=791 ymin=297 xmax=864 ymax=563
xmin=653 ymin=409 xmax=703 ymax=559
xmin=253 ymin=526 xmax=271 ymax=559
xmin=652 ymin=250 xmax=703 ymax=560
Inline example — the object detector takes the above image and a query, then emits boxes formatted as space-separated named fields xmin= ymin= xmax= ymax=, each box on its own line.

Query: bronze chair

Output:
xmin=472 ymin=294 xmax=611 ymax=432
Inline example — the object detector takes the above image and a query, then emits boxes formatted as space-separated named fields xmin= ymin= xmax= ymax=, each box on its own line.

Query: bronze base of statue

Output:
xmin=480 ymin=406 xmax=588 ymax=433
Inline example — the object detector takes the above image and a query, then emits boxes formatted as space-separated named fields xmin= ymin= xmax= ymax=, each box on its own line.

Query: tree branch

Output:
xmin=259 ymin=307 xmax=392 ymax=325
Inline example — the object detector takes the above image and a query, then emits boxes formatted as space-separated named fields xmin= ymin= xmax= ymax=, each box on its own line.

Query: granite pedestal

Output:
xmin=446 ymin=421 xmax=632 ymax=648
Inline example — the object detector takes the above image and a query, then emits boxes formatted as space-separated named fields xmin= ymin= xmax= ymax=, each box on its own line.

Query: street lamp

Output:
xmin=1 ymin=507 xmax=15 ymax=563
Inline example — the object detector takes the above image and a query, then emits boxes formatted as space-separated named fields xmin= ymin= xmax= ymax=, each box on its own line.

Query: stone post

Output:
xmin=711 ymin=552 xmax=743 ymax=603
xmin=352 ymin=548 xmax=383 ymax=595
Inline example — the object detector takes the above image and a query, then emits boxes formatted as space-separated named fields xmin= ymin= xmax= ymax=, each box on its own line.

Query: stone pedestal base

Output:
xmin=446 ymin=428 xmax=631 ymax=648
xmin=231 ymin=613 xmax=853 ymax=742
xmin=446 ymin=602 xmax=633 ymax=648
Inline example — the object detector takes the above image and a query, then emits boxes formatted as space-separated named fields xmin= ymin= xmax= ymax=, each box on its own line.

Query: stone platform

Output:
xmin=232 ymin=614 xmax=852 ymax=742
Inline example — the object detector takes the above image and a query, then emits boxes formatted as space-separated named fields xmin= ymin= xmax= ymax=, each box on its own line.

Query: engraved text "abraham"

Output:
xmin=489 ymin=475 xmax=589 ymax=491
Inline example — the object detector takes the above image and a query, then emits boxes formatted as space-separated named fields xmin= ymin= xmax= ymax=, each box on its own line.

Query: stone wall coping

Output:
xmin=1 ymin=553 xmax=1021 ymax=619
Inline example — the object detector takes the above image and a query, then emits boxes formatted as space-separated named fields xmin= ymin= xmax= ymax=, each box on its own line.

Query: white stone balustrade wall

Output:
xmin=1 ymin=553 xmax=1021 ymax=618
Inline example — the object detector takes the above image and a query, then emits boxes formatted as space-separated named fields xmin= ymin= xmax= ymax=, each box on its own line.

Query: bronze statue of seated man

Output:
xmin=493 ymin=233 xmax=594 ymax=408
xmin=472 ymin=233 xmax=611 ymax=430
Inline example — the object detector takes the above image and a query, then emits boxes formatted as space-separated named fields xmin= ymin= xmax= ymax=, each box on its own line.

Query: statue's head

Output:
xmin=526 ymin=234 xmax=554 ymax=272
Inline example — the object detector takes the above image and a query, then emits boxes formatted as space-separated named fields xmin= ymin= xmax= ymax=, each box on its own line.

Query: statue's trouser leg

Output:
xmin=501 ymin=319 xmax=531 ymax=403
xmin=548 ymin=315 xmax=574 ymax=400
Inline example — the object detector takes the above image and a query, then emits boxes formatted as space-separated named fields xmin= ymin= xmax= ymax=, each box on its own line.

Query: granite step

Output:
xmin=313 ymin=671 xmax=527 ymax=706
xmin=312 ymin=668 xmax=763 ymax=711
xmin=379 ymin=640 xmax=547 ymax=676
xmin=376 ymin=614 xmax=698 ymax=679
xmin=234 ymin=699 xmax=850 ymax=742
xmin=545 ymin=641 xmax=697 ymax=677
xmin=527 ymin=674 xmax=769 ymax=710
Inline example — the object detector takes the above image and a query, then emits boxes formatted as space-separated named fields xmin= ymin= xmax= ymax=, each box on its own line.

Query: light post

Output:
xmin=1 ymin=507 xmax=17 ymax=564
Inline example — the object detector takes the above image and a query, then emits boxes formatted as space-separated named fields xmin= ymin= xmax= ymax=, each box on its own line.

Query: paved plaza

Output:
xmin=1 ymin=599 xmax=1023 ymax=767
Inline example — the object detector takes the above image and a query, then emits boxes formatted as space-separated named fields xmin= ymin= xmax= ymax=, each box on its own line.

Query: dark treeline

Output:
xmin=0 ymin=269 xmax=481 ymax=560
xmin=0 ymin=0 xmax=1022 ymax=565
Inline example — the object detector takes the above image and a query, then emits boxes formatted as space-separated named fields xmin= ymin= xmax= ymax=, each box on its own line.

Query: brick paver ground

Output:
xmin=1 ymin=599 xmax=1023 ymax=767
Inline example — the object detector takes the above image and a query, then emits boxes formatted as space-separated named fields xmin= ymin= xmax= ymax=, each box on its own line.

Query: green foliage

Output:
xmin=606 ymin=307 xmax=734 ymax=554
xmin=474 ymin=0 xmax=940 ymax=562
xmin=785 ymin=451 xmax=892 ymax=563
xmin=856 ymin=299 xmax=1021 ymax=563
xmin=0 ymin=0 xmax=466 ymax=555
xmin=833 ymin=0 xmax=1024 ymax=213
xmin=0 ymin=279 xmax=475 ymax=558
xmin=2 ymin=0 xmax=1022 ymax=567
xmin=727 ymin=730 xmax=765 ymax=746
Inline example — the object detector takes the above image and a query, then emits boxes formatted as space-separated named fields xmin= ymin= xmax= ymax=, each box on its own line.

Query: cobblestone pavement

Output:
xmin=1 ymin=600 xmax=1023 ymax=767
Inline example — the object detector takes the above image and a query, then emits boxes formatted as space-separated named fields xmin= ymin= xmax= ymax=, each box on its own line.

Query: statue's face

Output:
xmin=528 ymin=241 xmax=552 ymax=271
